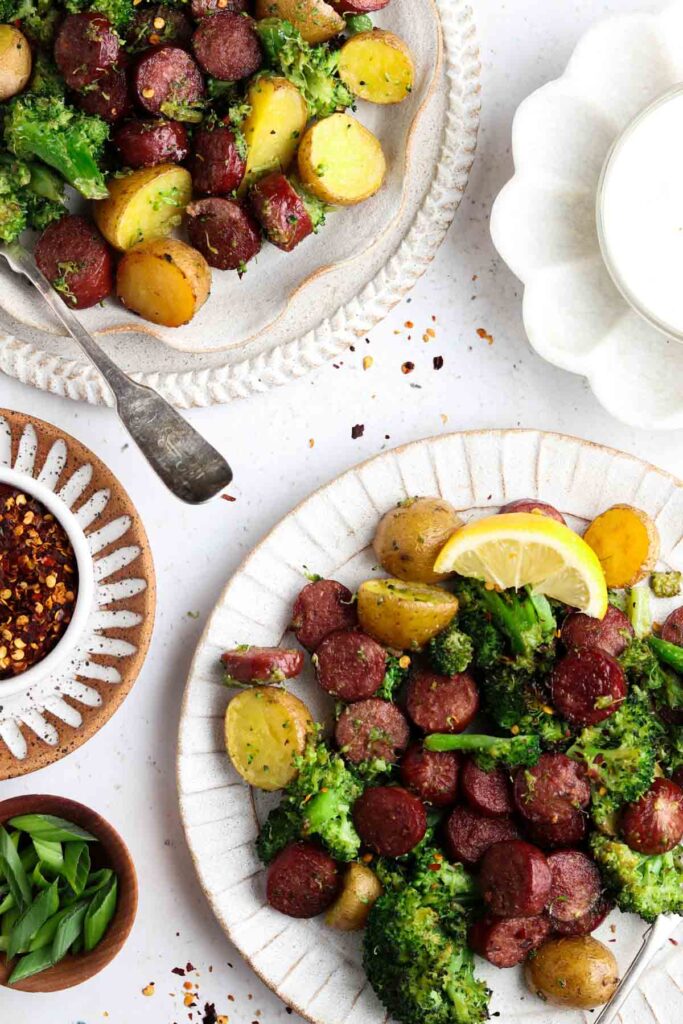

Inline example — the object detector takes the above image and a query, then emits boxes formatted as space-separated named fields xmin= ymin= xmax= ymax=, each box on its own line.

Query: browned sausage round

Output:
xmin=191 ymin=121 xmax=246 ymax=196
xmin=127 ymin=4 xmax=193 ymax=52
xmin=35 ymin=215 xmax=113 ymax=310
xmin=469 ymin=914 xmax=551 ymax=968
xmin=406 ymin=667 xmax=479 ymax=734
xmin=134 ymin=46 xmax=205 ymax=118
xmin=192 ymin=12 xmax=262 ymax=81
xmin=550 ymin=649 xmax=627 ymax=727
xmin=480 ymin=840 xmax=552 ymax=918
xmin=336 ymin=699 xmax=410 ymax=764
xmin=620 ymin=778 xmax=683 ymax=855
xmin=329 ymin=0 xmax=390 ymax=12
xmin=661 ymin=606 xmax=683 ymax=646
xmin=249 ymin=173 xmax=315 ymax=253
xmin=113 ymin=119 xmax=189 ymax=168
xmin=460 ymin=758 xmax=513 ymax=818
xmin=75 ymin=64 xmax=132 ymax=123
xmin=500 ymin=498 xmax=566 ymax=524
xmin=353 ymin=786 xmax=427 ymax=857
xmin=444 ymin=806 xmax=520 ymax=867
xmin=54 ymin=13 xmax=121 ymax=90
xmin=523 ymin=808 xmax=588 ymax=850
xmin=399 ymin=743 xmax=460 ymax=807
xmin=315 ymin=629 xmax=386 ymax=701
xmin=185 ymin=197 xmax=261 ymax=271
xmin=266 ymin=842 xmax=339 ymax=918
xmin=673 ymin=768 xmax=683 ymax=789
xmin=561 ymin=604 xmax=634 ymax=658
xmin=551 ymin=894 xmax=612 ymax=937
xmin=192 ymin=0 xmax=249 ymax=18
xmin=221 ymin=646 xmax=304 ymax=684
xmin=547 ymin=851 xmax=603 ymax=926
xmin=291 ymin=579 xmax=358 ymax=652
xmin=514 ymin=753 xmax=590 ymax=825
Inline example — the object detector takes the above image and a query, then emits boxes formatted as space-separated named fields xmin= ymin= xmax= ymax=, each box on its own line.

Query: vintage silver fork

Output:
xmin=594 ymin=914 xmax=681 ymax=1024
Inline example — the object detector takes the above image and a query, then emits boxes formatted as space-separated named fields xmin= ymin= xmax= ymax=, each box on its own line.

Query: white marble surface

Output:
xmin=2 ymin=0 xmax=683 ymax=1021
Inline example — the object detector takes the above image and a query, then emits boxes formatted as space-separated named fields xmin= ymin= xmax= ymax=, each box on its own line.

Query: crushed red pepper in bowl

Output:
xmin=0 ymin=484 xmax=78 ymax=680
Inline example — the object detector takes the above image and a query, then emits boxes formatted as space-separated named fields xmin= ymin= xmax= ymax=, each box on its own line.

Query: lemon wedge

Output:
xmin=433 ymin=512 xmax=608 ymax=618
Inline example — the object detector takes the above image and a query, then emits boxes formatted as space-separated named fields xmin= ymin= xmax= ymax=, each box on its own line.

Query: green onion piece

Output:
xmin=8 ymin=815 xmax=97 ymax=844
xmin=7 ymin=880 xmax=59 ymax=960
xmin=84 ymin=876 xmax=117 ymax=951
xmin=33 ymin=838 xmax=63 ymax=872
xmin=52 ymin=901 xmax=88 ymax=963
xmin=62 ymin=842 xmax=91 ymax=897
xmin=8 ymin=946 xmax=55 ymax=985
xmin=0 ymin=826 xmax=32 ymax=911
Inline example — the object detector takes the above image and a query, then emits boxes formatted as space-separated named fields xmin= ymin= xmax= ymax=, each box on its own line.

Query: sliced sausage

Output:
xmin=547 ymin=851 xmax=602 ymax=926
xmin=399 ymin=743 xmax=460 ymax=807
xmin=523 ymin=808 xmax=588 ymax=850
xmin=249 ymin=173 xmax=315 ymax=252
xmin=661 ymin=606 xmax=683 ymax=646
xmin=673 ymin=768 xmax=683 ymax=789
xmin=551 ymin=894 xmax=612 ymax=937
xmin=191 ymin=121 xmax=246 ymax=196
xmin=620 ymin=778 xmax=683 ymax=855
xmin=550 ymin=649 xmax=627 ymax=727
xmin=561 ymin=605 xmax=634 ymax=658
xmin=221 ymin=646 xmax=304 ymax=684
xmin=185 ymin=197 xmax=261 ymax=271
xmin=469 ymin=914 xmax=551 ymax=969
xmin=192 ymin=0 xmax=249 ymax=18
xmin=35 ymin=215 xmax=113 ymax=310
xmin=54 ymin=13 xmax=120 ymax=90
xmin=353 ymin=786 xmax=427 ymax=857
xmin=127 ymin=4 xmax=193 ymax=53
xmin=266 ymin=842 xmax=339 ymax=918
xmin=406 ymin=667 xmax=479 ymax=734
xmin=113 ymin=118 xmax=189 ymax=168
xmin=500 ymin=498 xmax=566 ymax=524
xmin=291 ymin=579 xmax=358 ymax=652
xmin=336 ymin=699 xmax=409 ymax=765
xmin=315 ymin=629 xmax=386 ymax=701
xmin=134 ymin=45 xmax=205 ymax=118
xmin=480 ymin=839 xmax=552 ymax=918
xmin=192 ymin=12 xmax=262 ymax=81
xmin=75 ymin=64 xmax=131 ymax=123
xmin=460 ymin=758 xmax=513 ymax=818
xmin=514 ymin=753 xmax=590 ymax=825
xmin=444 ymin=806 xmax=520 ymax=867
xmin=329 ymin=0 xmax=390 ymax=11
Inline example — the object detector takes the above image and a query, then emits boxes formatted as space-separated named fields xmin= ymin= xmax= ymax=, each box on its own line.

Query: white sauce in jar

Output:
xmin=598 ymin=88 xmax=683 ymax=339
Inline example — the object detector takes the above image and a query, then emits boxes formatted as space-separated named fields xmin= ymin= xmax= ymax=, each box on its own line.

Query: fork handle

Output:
xmin=594 ymin=916 xmax=680 ymax=1024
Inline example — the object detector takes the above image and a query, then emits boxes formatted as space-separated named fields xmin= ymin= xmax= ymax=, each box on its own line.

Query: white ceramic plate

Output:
xmin=178 ymin=429 xmax=683 ymax=1024
xmin=490 ymin=0 xmax=683 ymax=431
xmin=0 ymin=0 xmax=480 ymax=408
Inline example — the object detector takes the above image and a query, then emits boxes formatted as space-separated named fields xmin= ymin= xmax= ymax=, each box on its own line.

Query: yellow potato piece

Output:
xmin=254 ymin=0 xmax=344 ymax=43
xmin=583 ymin=504 xmax=660 ymax=588
xmin=93 ymin=164 xmax=192 ymax=251
xmin=0 ymin=25 xmax=31 ymax=101
xmin=241 ymin=76 xmax=309 ymax=191
xmin=525 ymin=937 xmax=619 ymax=1009
xmin=373 ymin=496 xmax=462 ymax=584
xmin=325 ymin=863 xmax=382 ymax=931
xmin=357 ymin=578 xmax=459 ymax=650
xmin=225 ymin=686 xmax=313 ymax=791
xmin=339 ymin=30 xmax=414 ymax=104
xmin=116 ymin=238 xmax=211 ymax=328
xmin=297 ymin=113 xmax=386 ymax=205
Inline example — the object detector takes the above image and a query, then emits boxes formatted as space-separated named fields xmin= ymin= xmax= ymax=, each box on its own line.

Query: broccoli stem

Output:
xmin=627 ymin=586 xmax=652 ymax=638
xmin=424 ymin=732 xmax=540 ymax=769
xmin=649 ymin=635 xmax=683 ymax=674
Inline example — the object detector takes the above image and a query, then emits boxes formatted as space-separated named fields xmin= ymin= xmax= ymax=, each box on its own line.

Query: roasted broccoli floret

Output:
xmin=1 ymin=0 xmax=59 ymax=48
xmin=424 ymin=731 xmax=541 ymax=771
xmin=480 ymin=659 xmax=570 ymax=746
xmin=63 ymin=0 xmax=135 ymax=31
xmin=454 ymin=578 xmax=556 ymax=668
xmin=344 ymin=13 xmax=373 ymax=35
xmin=4 ymin=96 xmax=109 ymax=200
xmin=375 ymin=654 xmax=410 ymax=701
xmin=27 ymin=54 xmax=65 ymax=98
xmin=0 ymin=153 xmax=65 ymax=243
xmin=650 ymin=635 xmax=683 ymax=676
xmin=651 ymin=572 xmax=682 ymax=599
xmin=427 ymin=621 xmax=474 ymax=675
xmin=256 ymin=18 xmax=353 ymax=118
xmin=256 ymin=737 xmax=362 ymax=864
xmin=409 ymin=846 xmax=480 ymax=915
xmin=592 ymin=834 xmax=683 ymax=921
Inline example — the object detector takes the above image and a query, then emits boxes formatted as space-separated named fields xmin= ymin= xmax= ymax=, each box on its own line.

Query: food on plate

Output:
xmin=0 ymin=483 xmax=78 ymax=679
xmin=241 ymin=75 xmax=309 ymax=188
xmin=113 ymin=120 xmax=190 ymax=170
xmin=133 ymin=45 xmax=205 ymax=120
xmin=75 ymin=63 xmax=131 ymax=123
xmin=54 ymin=13 xmax=120 ymax=90
xmin=524 ymin=936 xmax=619 ymax=1008
xmin=651 ymin=570 xmax=682 ymax=599
xmin=254 ymin=0 xmax=345 ymax=43
xmin=583 ymin=504 xmax=660 ymax=588
xmin=192 ymin=12 xmax=262 ymax=80
xmin=220 ymin=645 xmax=304 ymax=685
xmin=373 ymin=496 xmax=462 ymax=584
xmin=35 ymin=214 xmax=113 ymax=308
xmin=297 ymin=113 xmax=386 ymax=204
xmin=116 ymin=237 xmax=210 ymax=327
xmin=126 ymin=4 xmax=193 ymax=53
xmin=500 ymin=497 xmax=566 ymax=522
xmin=192 ymin=0 xmax=249 ymax=19
xmin=224 ymin=685 xmax=313 ymax=790
xmin=249 ymin=172 xmax=325 ymax=252
xmin=0 ymin=813 xmax=118 ymax=984
xmin=0 ymin=25 xmax=32 ymax=101
xmin=324 ymin=861 xmax=382 ymax=930
xmin=338 ymin=29 xmax=413 ymax=104
xmin=94 ymin=164 xmax=192 ymax=251
xmin=330 ymin=0 xmax=390 ymax=12
xmin=223 ymin=496 xmax=683 ymax=1022
xmin=189 ymin=120 xmax=246 ymax=195
xmin=185 ymin=197 xmax=261 ymax=272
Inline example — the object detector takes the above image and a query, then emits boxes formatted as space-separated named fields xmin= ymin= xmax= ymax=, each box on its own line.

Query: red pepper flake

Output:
xmin=202 ymin=1003 xmax=218 ymax=1024
xmin=433 ymin=356 xmax=444 ymax=370
xmin=221 ymin=494 xmax=236 ymax=502
xmin=401 ymin=362 xmax=414 ymax=375
xmin=670 ymin=938 xmax=679 ymax=946
xmin=476 ymin=327 xmax=494 ymax=345
xmin=172 ymin=967 xmax=186 ymax=976
xmin=404 ymin=320 xmax=414 ymax=328
xmin=186 ymin=962 xmax=195 ymax=972
xmin=351 ymin=424 xmax=364 ymax=439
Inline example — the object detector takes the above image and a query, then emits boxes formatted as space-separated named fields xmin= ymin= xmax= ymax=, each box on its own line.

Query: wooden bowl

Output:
xmin=0 ymin=794 xmax=138 ymax=992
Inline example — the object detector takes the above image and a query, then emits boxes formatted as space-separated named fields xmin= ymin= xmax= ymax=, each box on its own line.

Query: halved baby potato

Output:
xmin=116 ymin=238 xmax=211 ymax=328
xmin=357 ymin=578 xmax=459 ymax=650
xmin=583 ymin=504 xmax=660 ymax=588
xmin=373 ymin=497 xmax=462 ymax=584
xmin=297 ymin=113 xmax=386 ymax=205
xmin=339 ymin=30 xmax=414 ymax=104
xmin=325 ymin=862 xmax=383 ymax=930
xmin=93 ymin=164 xmax=192 ymax=251
xmin=254 ymin=0 xmax=345 ymax=43
xmin=225 ymin=686 xmax=313 ymax=791
xmin=241 ymin=76 xmax=309 ymax=191
xmin=0 ymin=25 xmax=32 ymax=102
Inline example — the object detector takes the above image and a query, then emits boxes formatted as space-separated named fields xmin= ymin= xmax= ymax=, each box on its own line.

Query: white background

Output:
xmin=2 ymin=0 xmax=683 ymax=1020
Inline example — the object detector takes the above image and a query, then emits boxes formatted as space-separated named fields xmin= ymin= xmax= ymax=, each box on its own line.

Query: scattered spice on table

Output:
xmin=308 ymin=438 xmax=315 ymax=448
xmin=423 ymin=328 xmax=436 ymax=342
xmin=351 ymin=424 xmax=365 ymax=439
xmin=142 ymin=983 xmax=156 ymax=996
xmin=476 ymin=327 xmax=494 ymax=345
xmin=221 ymin=494 xmax=236 ymax=503
xmin=404 ymin=320 xmax=414 ymax=329
xmin=401 ymin=361 xmax=414 ymax=375
xmin=441 ymin=414 xmax=448 ymax=425
xmin=363 ymin=356 xmax=373 ymax=370
xmin=433 ymin=356 xmax=444 ymax=370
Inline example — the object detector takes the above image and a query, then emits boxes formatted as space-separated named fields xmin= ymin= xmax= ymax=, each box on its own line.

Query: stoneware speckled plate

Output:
xmin=178 ymin=429 xmax=683 ymax=1024
xmin=0 ymin=410 xmax=155 ymax=779
xmin=0 ymin=0 xmax=481 ymax=409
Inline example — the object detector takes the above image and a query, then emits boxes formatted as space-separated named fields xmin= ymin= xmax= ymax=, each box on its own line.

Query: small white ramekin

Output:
xmin=0 ymin=465 xmax=94 ymax=698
